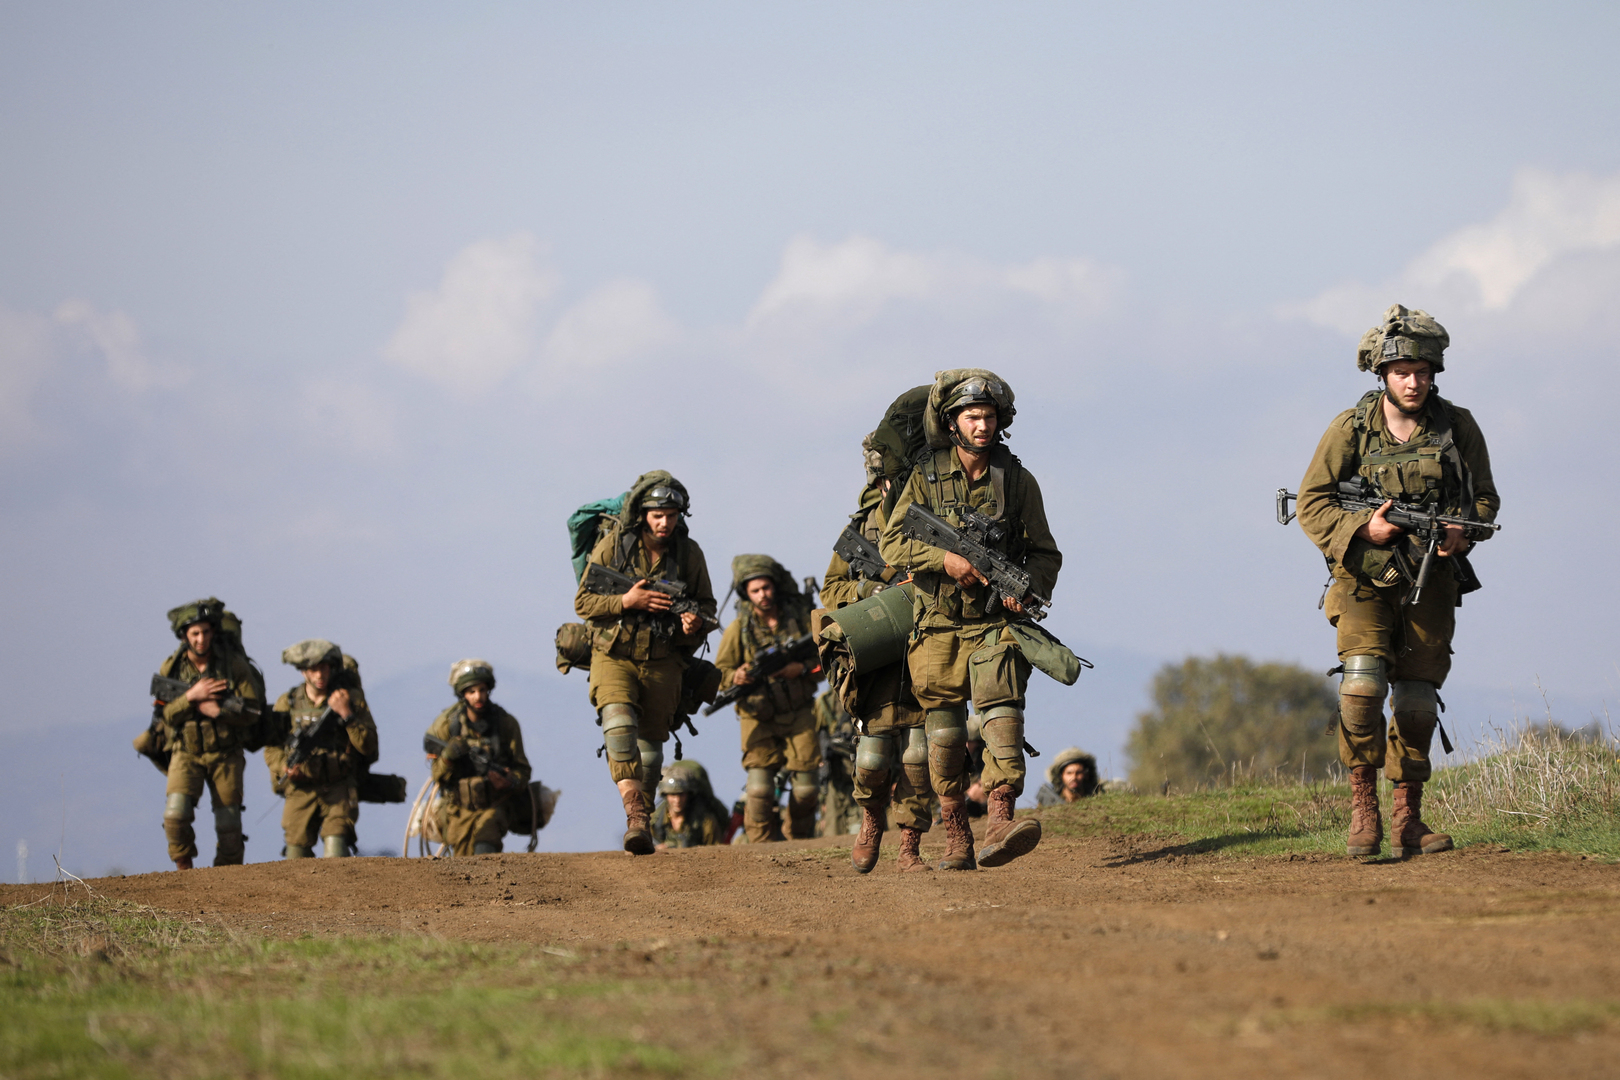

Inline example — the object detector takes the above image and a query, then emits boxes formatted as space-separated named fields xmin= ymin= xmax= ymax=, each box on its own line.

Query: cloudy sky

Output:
xmin=4 ymin=3 xmax=1618 ymax=875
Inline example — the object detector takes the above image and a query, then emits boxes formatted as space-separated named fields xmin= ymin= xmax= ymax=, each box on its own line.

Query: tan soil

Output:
xmin=7 ymin=829 xmax=1619 ymax=1079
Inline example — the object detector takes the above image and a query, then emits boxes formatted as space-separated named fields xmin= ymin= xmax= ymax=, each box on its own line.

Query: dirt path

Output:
xmin=8 ymin=832 xmax=1619 ymax=1079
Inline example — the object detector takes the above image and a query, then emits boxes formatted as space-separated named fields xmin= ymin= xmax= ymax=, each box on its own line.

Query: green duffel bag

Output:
xmin=1005 ymin=621 xmax=1092 ymax=686
xmin=826 ymin=583 xmax=915 ymax=672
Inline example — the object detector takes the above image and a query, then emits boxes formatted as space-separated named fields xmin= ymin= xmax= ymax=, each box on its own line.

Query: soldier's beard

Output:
xmin=1385 ymin=385 xmax=1430 ymax=415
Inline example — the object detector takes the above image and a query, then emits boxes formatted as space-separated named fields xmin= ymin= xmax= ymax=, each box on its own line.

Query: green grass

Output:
xmin=1038 ymin=766 xmax=1620 ymax=861
xmin=0 ymin=894 xmax=697 ymax=1079
xmin=1269 ymin=998 xmax=1620 ymax=1036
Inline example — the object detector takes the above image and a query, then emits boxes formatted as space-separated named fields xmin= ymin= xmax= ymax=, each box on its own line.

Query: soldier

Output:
xmin=575 ymin=472 xmax=717 ymax=855
xmin=650 ymin=761 xmax=730 ymax=849
xmin=716 ymin=555 xmax=823 ymax=842
xmin=1035 ymin=747 xmax=1099 ymax=806
xmin=153 ymin=598 xmax=264 ymax=870
xmin=820 ymin=414 xmax=936 ymax=873
xmin=1295 ymin=304 xmax=1498 ymax=858
xmin=879 ymin=370 xmax=1062 ymax=870
xmin=813 ymin=688 xmax=862 ymax=837
xmin=424 ymin=659 xmax=532 ymax=856
xmin=267 ymin=640 xmax=379 ymax=858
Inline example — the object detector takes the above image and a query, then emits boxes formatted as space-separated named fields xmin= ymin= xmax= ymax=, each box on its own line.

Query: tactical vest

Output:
xmin=280 ymin=683 xmax=363 ymax=787
xmin=736 ymin=594 xmax=817 ymax=719
xmin=1352 ymin=389 xmax=1475 ymax=516
xmin=913 ymin=445 xmax=1027 ymax=621
xmin=159 ymin=647 xmax=252 ymax=756
xmin=595 ymin=524 xmax=692 ymax=661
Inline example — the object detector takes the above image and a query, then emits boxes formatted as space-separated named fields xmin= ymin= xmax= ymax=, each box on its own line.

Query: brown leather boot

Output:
xmin=621 ymin=786 xmax=655 ymax=855
xmin=851 ymin=806 xmax=884 ymax=873
xmin=1346 ymin=764 xmax=1382 ymax=857
xmin=173 ymin=857 xmax=193 ymax=871
xmin=977 ymin=786 xmax=1041 ymax=867
xmin=1391 ymin=781 xmax=1452 ymax=857
xmin=896 ymin=826 xmax=931 ymax=872
xmin=935 ymin=796 xmax=976 ymax=871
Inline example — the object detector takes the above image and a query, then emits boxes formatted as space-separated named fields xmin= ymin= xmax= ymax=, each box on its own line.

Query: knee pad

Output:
xmin=1391 ymin=679 xmax=1438 ymax=715
xmin=637 ymin=738 xmax=665 ymax=783
xmin=472 ymin=841 xmax=502 ymax=855
xmin=1339 ymin=655 xmax=1389 ymax=700
xmin=979 ymin=706 xmax=1024 ymax=763
xmin=790 ymin=771 xmax=819 ymax=799
xmin=966 ymin=712 xmax=985 ymax=744
xmin=855 ymin=734 xmax=896 ymax=774
xmin=901 ymin=726 xmax=930 ymax=766
xmin=164 ymin=793 xmax=196 ymax=823
xmin=214 ymin=805 xmax=243 ymax=833
xmin=322 ymin=835 xmax=350 ymax=858
xmin=600 ymin=704 xmax=640 ymax=763
xmin=744 ymin=767 xmax=775 ymax=799
xmin=283 ymin=844 xmax=314 ymax=859
xmin=926 ymin=707 xmax=968 ymax=775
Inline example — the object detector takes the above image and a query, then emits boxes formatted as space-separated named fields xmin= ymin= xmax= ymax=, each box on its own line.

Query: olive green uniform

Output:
xmin=426 ymin=702 xmax=531 ymax=855
xmin=267 ymin=682 xmax=379 ymax=852
xmin=821 ymin=495 xmax=935 ymax=832
xmin=650 ymin=799 xmax=727 ymax=848
xmin=158 ymin=647 xmax=263 ymax=865
xmin=879 ymin=444 xmax=1062 ymax=799
xmin=813 ymin=688 xmax=863 ymax=836
xmin=1298 ymin=390 xmax=1498 ymax=781
xmin=716 ymin=591 xmax=823 ymax=840
xmin=574 ymin=524 xmax=716 ymax=786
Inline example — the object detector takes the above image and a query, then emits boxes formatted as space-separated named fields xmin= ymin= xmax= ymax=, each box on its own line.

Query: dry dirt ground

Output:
xmin=7 ymin=827 xmax=1620 ymax=1079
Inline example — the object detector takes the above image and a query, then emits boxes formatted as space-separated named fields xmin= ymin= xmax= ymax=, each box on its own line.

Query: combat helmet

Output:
xmin=923 ymin=369 xmax=1016 ymax=452
xmin=1046 ymin=747 xmax=1099 ymax=796
xmin=730 ymin=554 xmax=801 ymax=607
xmin=282 ymin=638 xmax=341 ymax=671
xmin=616 ymin=470 xmax=692 ymax=533
xmin=448 ymin=658 xmax=496 ymax=693
xmin=656 ymin=770 xmax=694 ymax=797
xmin=167 ymin=597 xmax=227 ymax=639
xmin=1356 ymin=304 xmax=1449 ymax=375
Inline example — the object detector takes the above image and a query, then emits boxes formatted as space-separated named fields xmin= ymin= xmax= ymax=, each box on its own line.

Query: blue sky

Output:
xmin=4 ymin=3 xmax=1618 ymax=874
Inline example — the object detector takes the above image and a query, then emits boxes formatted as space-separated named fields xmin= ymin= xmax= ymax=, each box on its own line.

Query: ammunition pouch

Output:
xmin=968 ymin=638 xmax=1029 ymax=710
xmin=555 ymin=621 xmax=594 ymax=674
xmin=458 ymin=776 xmax=494 ymax=811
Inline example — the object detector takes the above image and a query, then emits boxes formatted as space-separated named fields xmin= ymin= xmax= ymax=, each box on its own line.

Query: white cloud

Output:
xmin=0 ymin=306 xmax=55 ymax=449
xmin=54 ymin=300 xmax=185 ymax=392
xmin=298 ymin=377 xmax=401 ymax=462
xmin=1291 ymin=168 xmax=1620 ymax=334
xmin=746 ymin=233 xmax=1121 ymax=333
xmin=382 ymin=233 xmax=559 ymax=394
xmin=541 ymin=279 xmax=679 ymax=373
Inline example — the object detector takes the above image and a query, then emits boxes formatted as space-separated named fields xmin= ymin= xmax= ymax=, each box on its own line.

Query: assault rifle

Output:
xmin=1276 ymin=478 xmax=1501 ymax=605
xmin=897 ymin=504 xmax=1050 ymax=620
xmin=581 ymin=562 xmax=720 ymax=635
xmin=703 ymin=634 xmax=821 ymax=715
xmin=423 ymin=733 xmax=516 ymax=789
xmin=285 ymin=706 xmax=338 ymax=770
xmin=149 ymin=673 xmax=262 ymax=719
xmin=833 ymin=525 xmax=890 ymax=582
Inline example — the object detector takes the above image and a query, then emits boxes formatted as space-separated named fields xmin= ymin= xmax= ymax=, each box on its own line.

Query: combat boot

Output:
xmin=977 ymin=786 xmax=1041 ymax=867
xmin=621 ymin=786 xmax=655 ymax=855
xmin=1346 ymin=764 xmax=1382 ymax=856
xmin=851 ymin=806 xmax=884 ymax=873
xmin=936 ymin=796 xmax=977 ymax=871
xmin=896 ymin=826 xmax=930 ymax=872
xmin=1391 ymin=781 xmax=1452 ymax=858
xmin=787 ymin=793 xmax=818 ymax=840
xmin=173 ymin=857 xmax=193 ymax=871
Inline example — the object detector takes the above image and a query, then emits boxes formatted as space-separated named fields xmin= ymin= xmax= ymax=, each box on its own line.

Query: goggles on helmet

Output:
xmin=640 ymin=485 xmax=688 ymax=511
xmin=944 ymin=376 xmax=1007 ymax=416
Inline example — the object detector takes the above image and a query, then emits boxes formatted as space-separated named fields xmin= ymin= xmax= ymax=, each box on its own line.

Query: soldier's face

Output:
xmin=644 ymin=509 xmax=679 ymax=539
xmin=303 ymin=662 xmax=334 ymax=693
xmin=666 ymin=792 xmax=688 ymax=815
xmin=462 ymin=683 xmax=490 ymax=712
xmin=953 ymin=405 xmax=999 ymax=449
xmin=184 ymin=622 xmax=214 ymax=658
xmin=1062 ymin=762 xmax=1088 ymax=792
xmin=1382 ymin=360 xmax=1433 ymax=414
xmin=746 ymin=577 xmax=777 ymax=612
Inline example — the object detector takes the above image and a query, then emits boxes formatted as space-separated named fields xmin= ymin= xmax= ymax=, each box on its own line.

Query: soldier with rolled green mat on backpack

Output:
xmin=424 ymin=659 xmax=532 ymax=855
xmin=879 ymin=370 xmax=1062 ymax=871
xmin=266 ymin=639 xmax=378 ymax=859
xmin=574 ymin=472 xmax=717 ymax=855
xmin=716 ymin=554 xmax=824 ymax=842
xmin=150 ymin=598 xmax=266 ymax=870
xmin=821 ymin=390 xmax=937 ymax=872
xmin=1294 ymin=304 xmax=1499 ymax=859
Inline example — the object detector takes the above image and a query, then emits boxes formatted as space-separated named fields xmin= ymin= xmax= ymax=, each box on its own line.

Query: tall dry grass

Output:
xmin=1428 ymin=712 xmax=1620 ymax=836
